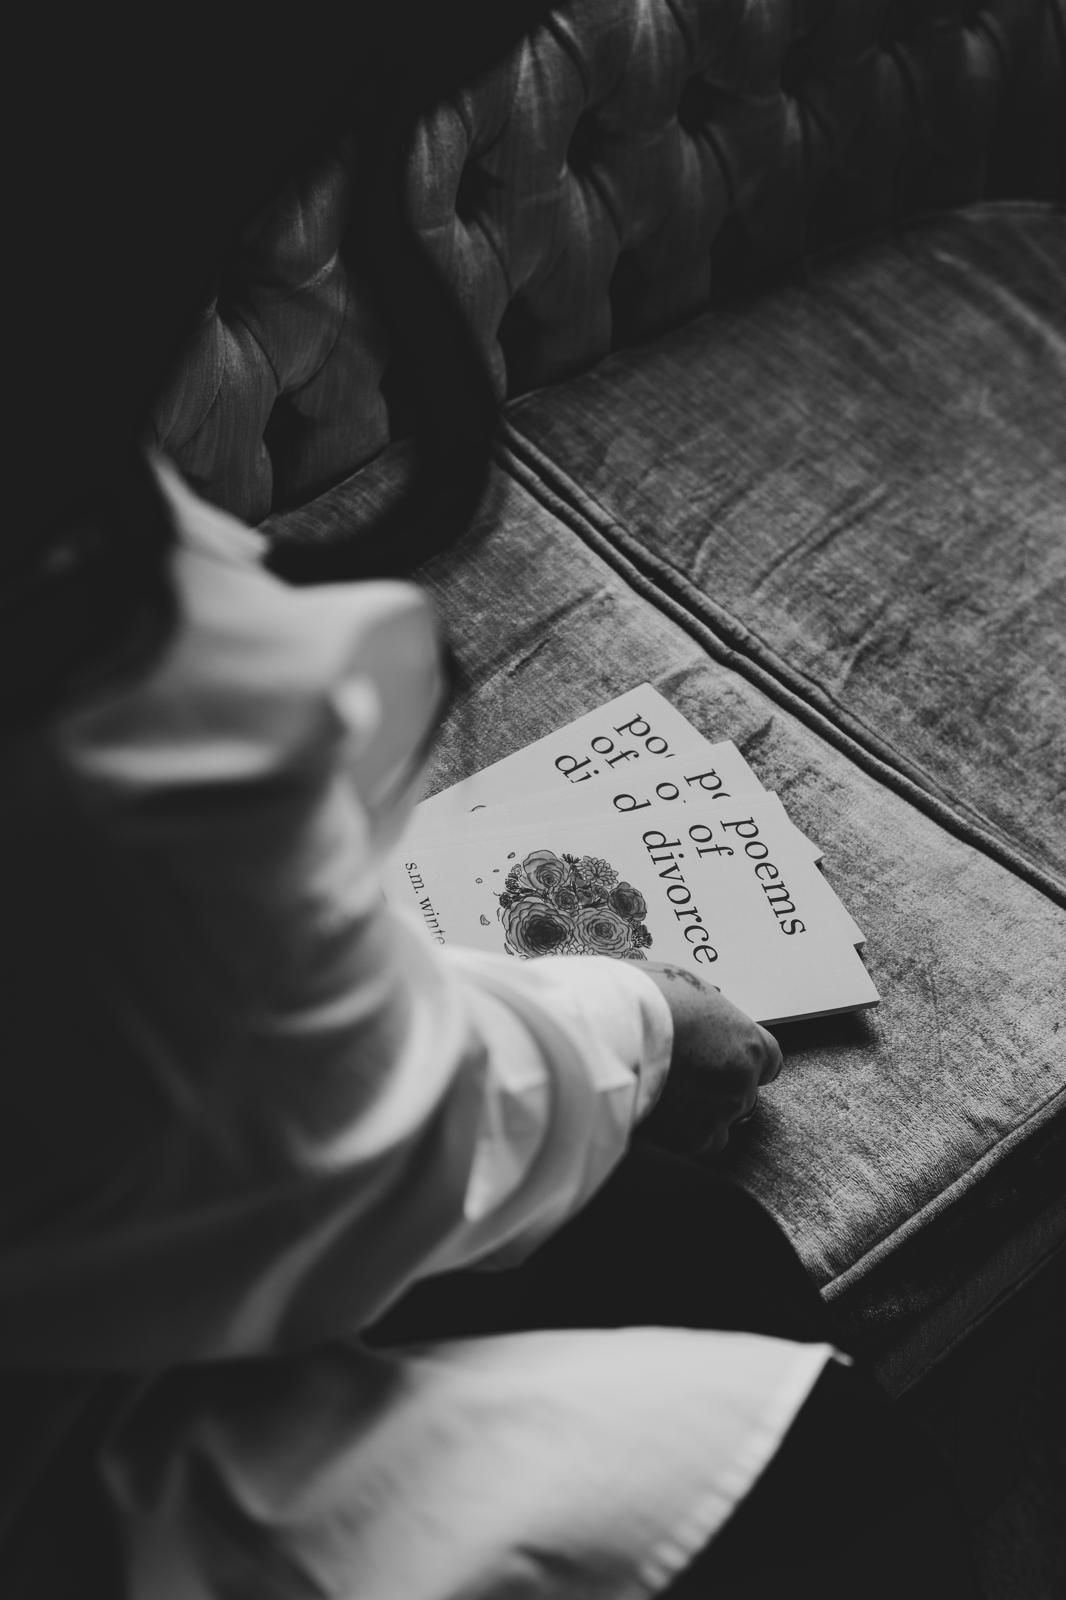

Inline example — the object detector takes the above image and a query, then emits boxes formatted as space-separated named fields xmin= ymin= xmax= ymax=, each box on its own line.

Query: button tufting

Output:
xmin=498 ymin=295 xmax=542 ymax=392
xmin=455 ymin=161 xmax=491 ymax=223
xmin=879 ymin=0 xmax=908 ymax=50
xmin=677 ymin=75 xmax=719 ymax=136
xmin=780 ymin=34 xmax=816 ymax=96
xmin=567 ymin=109 xmax=602 ymax=173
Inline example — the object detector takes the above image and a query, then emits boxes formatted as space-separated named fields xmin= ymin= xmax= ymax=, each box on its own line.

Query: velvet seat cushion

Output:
xmin=267 ymin=450 xmax=1066 ymax=1395
xmin=501 ymin=202 xmax=1066 ymax=903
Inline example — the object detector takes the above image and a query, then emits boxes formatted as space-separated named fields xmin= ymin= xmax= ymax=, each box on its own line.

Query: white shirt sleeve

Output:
xmin=0 ymin=465 xmax=672 ymax=1369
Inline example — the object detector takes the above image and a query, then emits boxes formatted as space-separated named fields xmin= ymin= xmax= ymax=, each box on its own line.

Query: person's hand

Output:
xmin=637 ymin=962 xmax=783 ymax=1157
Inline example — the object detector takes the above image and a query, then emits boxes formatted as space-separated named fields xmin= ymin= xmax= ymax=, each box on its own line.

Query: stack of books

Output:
xmin=384 ymin=684 xmax=878 ymax=1025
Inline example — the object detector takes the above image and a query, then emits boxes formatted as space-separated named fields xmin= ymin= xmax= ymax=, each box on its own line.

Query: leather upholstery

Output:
xmin=153 ymin=0 xmax=1066 ymax=522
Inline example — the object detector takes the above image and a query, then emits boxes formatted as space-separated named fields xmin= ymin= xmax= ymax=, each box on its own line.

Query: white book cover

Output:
xmin=412 ymin=685 xmax=864 ymax=946
xmin=408 ymin=785 xmax=864 ymax=950
xmin=415 ymin=747 xmax=773 ymax=832
xmin=416 ymin=683 xmax=764 ymax=819
xmin=384 ymin=794 xmax=878 ymax=1026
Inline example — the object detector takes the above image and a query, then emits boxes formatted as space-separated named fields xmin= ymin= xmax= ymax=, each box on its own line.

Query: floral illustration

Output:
xmin=497 ymin=850 xmax=653 ymax=960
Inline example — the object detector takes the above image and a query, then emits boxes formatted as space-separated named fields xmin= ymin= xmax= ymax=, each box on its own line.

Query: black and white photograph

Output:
xmin=3 ymin=3 xmax=1064 ymax=1597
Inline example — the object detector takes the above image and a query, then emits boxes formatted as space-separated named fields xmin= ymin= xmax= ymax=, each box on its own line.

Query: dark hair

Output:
xmin=5 ymin=1 xmax=553 ymax=723
xmin=268 ymin=0 xmax=558 ymax=584
xmin=0 ymin=446 xmax=178 ymax=732
xmin=265 ymin=98 xmax=502 ymax=588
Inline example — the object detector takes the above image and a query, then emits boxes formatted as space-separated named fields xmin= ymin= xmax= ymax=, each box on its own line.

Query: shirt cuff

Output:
xmin=529 ymin=953 xmax=675 ymax=1124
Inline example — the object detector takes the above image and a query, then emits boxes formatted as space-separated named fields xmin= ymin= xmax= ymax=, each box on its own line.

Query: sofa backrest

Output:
xmin=152 ymin=0 xmax=1065 ymax=524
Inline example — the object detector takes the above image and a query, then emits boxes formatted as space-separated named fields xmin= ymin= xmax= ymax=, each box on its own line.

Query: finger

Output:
xmin=729 ymin=1075 xmax=761 ymax=1128
xmin=700 ymin=1125 xmax=732 ymax=1158
xmin=758 ymin=1028 xmax=784 ymax=1085
xmin=699 ymin=1090 xmax=758 ymax=1152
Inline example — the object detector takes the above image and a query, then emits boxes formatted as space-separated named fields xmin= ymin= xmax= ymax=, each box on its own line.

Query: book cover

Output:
xmin=417 ymin=683 xmax=763 ymax=820
xmin=411 ymin=740 xmax=865 ymax=947
xmin=385 ymin=795 xmax=878 ymax=1026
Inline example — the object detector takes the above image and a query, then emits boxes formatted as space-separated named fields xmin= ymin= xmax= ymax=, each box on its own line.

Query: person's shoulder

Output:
xmin=155 ymin=453 xmax=439 ymax=690
xmin=153 ymin=454 xmax=269 ymax=568
xmin=52 ymin=461 xmax=444 ymax=805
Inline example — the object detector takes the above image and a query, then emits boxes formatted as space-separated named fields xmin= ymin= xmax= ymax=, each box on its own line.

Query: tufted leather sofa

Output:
xmin=154 ymin=0 xmax=1066 ymax=1400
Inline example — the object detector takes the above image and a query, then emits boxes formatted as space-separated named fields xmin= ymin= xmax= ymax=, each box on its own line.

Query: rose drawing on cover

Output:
xmin=497 ymin=849 xmax=653 ymax=960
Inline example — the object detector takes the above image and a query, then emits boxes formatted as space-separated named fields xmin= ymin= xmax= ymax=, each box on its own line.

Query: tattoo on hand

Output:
xmin=659 ymin=964 xmax=717 ymax=994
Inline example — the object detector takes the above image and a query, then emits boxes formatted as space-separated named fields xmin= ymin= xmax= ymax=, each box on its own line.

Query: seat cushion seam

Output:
xmin=597 ymin=532 xmax=1064 ymax=892
xmin=495 ymin=420 xmax=1066 ymax=911
xmin=819 ymin=1079 xmax=1066 ymax=1301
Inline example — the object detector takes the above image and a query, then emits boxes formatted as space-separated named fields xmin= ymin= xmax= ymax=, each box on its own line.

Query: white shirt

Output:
xmin=0 ymin=462 xmax=834 ymax=1598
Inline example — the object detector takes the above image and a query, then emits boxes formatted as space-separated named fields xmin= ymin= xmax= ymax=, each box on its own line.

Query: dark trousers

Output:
xmin=370 ymin=1140 xmax=981 ymax=1600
